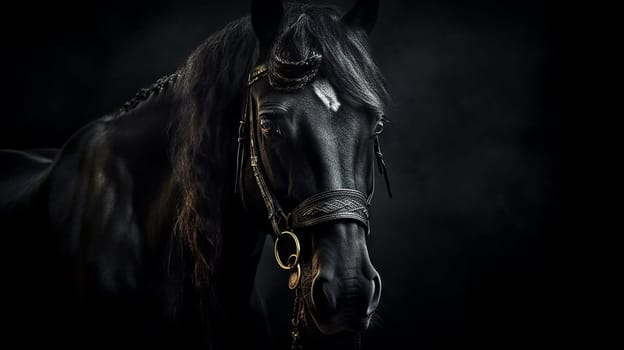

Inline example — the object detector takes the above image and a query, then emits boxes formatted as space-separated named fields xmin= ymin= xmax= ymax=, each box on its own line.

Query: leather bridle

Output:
xmin=234 ymin=63 xmax=391 ymax=289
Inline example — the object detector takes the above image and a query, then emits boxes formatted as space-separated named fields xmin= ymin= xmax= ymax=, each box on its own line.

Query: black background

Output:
xmin=0 ymin=0 xmax=562 ymax=348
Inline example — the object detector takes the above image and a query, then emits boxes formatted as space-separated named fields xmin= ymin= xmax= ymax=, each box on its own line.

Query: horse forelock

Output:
xmin=268 ymin=4 xmax=390 ymax=113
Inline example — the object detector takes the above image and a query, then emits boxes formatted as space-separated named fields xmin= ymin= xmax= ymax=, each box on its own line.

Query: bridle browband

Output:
xmin=234 ymin=63 xmax=391 ymax=288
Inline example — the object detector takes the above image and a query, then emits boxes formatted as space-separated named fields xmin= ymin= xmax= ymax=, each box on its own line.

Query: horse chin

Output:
xmin=303 ymin=297 xmax=372 ymax=335
xmin=314 ymin=317 xmax=371 ymax=336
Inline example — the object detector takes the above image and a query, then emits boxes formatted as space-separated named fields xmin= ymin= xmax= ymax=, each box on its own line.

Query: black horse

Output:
xmin=0 ymin=0 xmax=391 ymax=348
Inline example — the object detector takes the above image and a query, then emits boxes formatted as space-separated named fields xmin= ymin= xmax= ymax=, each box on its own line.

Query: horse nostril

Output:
xmin=312 ymin=277 xmax=337 ymax=315
xmin=368 ymin=274 xmax=382 ymax=315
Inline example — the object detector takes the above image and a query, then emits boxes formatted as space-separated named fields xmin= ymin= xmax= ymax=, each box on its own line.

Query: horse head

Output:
xmin=239 ymin=0 xmax=390 ymax=337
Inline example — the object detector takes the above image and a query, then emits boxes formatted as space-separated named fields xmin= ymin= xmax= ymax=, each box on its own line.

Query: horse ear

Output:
xmin=251 ymin=0 xmax=284 ymax=54
xmin=342 ymin=0 xmax=379 ymax=35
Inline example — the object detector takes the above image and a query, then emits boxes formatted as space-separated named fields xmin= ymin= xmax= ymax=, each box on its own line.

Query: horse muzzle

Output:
xmin=303 ymin=221 xmax=381 ymax=335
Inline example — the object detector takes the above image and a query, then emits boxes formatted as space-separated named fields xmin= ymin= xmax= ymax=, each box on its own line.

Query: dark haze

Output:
xmin=0 ymin=0 xmax=559 ymax=348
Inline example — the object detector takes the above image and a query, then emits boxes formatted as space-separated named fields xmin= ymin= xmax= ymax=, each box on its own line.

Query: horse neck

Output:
xmin=216 ymin=190 xmax=268 ymax=297
xmin=106 ymin=81 xmax=179 ymax=163
xmin=194 ymin=189 xmax=268 ymax=348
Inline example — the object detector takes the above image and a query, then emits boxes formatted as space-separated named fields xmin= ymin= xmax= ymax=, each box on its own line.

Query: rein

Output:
xmin=234 ymin=63 xmax=392 ymax=349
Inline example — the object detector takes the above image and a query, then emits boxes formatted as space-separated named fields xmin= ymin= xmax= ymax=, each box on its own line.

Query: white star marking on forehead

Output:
xmin=312 ymin=79 xmax=341 ymax=112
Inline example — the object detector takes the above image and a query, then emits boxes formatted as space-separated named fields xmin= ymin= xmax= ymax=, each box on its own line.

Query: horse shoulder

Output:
xmin=46 ymin=119 xmax=146 ymax=295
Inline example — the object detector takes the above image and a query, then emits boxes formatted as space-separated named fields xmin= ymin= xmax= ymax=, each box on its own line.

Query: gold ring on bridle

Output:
xmin=274 ymin=230 xmax=301 ymax=270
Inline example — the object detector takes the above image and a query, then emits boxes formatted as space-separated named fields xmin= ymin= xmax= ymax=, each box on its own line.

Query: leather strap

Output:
xmin=246 ymin=65 xmax=289 ymax=236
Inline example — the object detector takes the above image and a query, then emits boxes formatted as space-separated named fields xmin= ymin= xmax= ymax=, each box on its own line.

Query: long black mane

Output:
xmin=169 ymin=18 xmax=257 ymax=289
xmin=112 ymin=3 xmax=390 ymax=290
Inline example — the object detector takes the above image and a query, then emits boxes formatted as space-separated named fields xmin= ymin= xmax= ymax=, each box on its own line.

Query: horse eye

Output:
xmin=374 ymin=120 xmax=385 ymax=135
xmin=260 ymin=118 xmax=275 ymax=134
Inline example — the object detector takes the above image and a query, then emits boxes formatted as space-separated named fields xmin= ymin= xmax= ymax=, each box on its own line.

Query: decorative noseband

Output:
xmin=291 ymin=189 xmax=369 ymax=229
